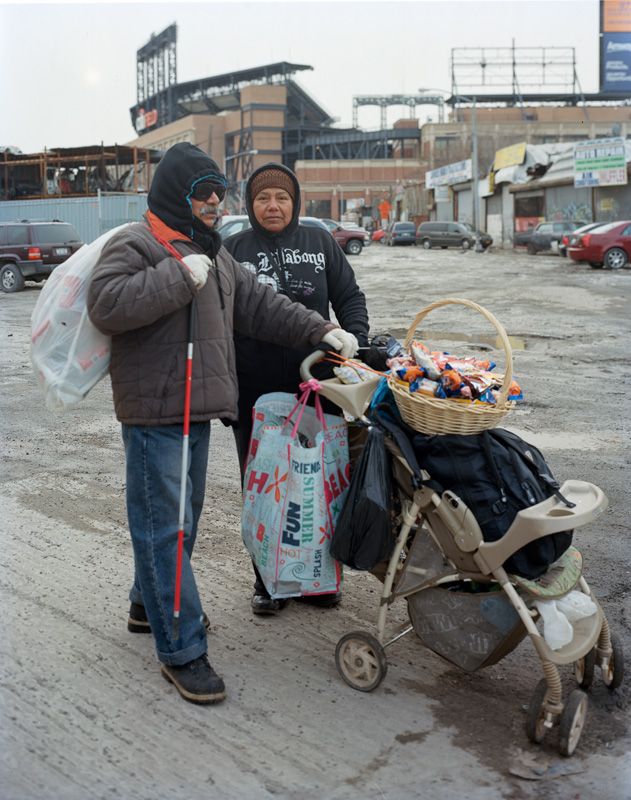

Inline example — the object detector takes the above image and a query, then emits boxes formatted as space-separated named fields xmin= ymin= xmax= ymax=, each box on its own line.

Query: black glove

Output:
xmin=358 ymin=333 xmax=392 ymax=372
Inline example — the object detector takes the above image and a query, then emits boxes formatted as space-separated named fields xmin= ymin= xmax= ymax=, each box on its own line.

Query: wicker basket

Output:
xmin=387 ymin=298 xmax=515 ymax=435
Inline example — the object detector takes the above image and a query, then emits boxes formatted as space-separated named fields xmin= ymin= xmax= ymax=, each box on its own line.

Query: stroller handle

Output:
xmin=299 ymin=348 xmax=381 ymax=419
xmin=300 ymin=347 xmax=328 ymax=383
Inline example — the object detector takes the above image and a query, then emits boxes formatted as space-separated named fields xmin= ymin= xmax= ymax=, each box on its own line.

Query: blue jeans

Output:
xmin=122 ymin=422 xmax=211 ymax=666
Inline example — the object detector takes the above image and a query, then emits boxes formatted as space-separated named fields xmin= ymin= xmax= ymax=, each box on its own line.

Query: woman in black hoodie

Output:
xmin=223 ymin=162 xmax=370 ymax=614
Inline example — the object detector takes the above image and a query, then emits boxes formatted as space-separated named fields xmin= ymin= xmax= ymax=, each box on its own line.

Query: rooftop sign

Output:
xmin=573 ymin=137 xmax=628 ymax=187
xmin=426 ymin=159 xmax=472 ymax=189
xmin=493 ymin=142 xmax=527 ymax=171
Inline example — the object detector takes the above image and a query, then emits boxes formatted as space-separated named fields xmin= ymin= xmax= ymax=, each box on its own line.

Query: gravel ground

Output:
xmin=0 ymin=242 xmax=629 ymax=800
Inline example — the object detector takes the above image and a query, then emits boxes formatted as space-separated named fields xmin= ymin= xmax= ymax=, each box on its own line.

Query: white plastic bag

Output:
xmin=30 ymin=224 xmax=132 ymax=413
xmin=534 ymin=589 xmax=598 ymax=650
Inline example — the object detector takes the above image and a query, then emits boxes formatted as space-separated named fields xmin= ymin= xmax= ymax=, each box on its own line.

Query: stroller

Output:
xmin=300 ymin=348 xmax=624 ymax=758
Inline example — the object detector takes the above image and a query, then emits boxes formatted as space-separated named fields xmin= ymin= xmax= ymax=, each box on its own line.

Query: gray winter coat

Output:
xmin=87 ymin=222 xmax=332 ymax=425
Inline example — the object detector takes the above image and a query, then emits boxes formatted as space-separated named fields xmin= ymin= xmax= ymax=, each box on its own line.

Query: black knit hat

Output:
xmin=249 ymin=168 xmax=295 ymax=202
xmin=148 ymin=142 xmax=224 ymax=256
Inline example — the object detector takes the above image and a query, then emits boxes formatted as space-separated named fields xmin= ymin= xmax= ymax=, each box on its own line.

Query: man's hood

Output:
xmin=148 ymin=142 xmax=225 ymax=255
xmin=245 ymin=162 xmax=301 ymax=242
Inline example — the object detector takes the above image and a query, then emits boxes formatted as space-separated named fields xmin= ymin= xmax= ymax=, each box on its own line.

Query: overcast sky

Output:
xmin=1 ymin=0 xmax=602 ymax=154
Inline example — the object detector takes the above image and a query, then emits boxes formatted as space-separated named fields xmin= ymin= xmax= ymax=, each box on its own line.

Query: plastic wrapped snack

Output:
xmin=412 ymin=349 xmax=441 ymax=380
xmin=334 ymin=363 xmax=376 ymax=385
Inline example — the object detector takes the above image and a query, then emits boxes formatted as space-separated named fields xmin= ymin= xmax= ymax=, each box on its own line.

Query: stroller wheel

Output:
xmin=602 ymin=632 xmax=624 ymax=690
xmin=525 ymin=679 xmax=550 ymax=744
xmin=558 ymin=690 xmax=588 ymax=757
xmin=573 ymin=649 xmax=596 ymax=690
xmin=336 ymin=631 xmax=388 ymax=692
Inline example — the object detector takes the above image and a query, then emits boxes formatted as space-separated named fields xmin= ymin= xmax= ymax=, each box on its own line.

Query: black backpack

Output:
xmin=372 ymin=407 xmax=574 ymax=579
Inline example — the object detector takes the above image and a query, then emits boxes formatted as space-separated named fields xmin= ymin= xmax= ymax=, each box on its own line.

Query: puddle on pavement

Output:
xmin=397 ymin=329 xmax=528 ymax=351
xmin=504 ymin=427 xmax=612 ymax=452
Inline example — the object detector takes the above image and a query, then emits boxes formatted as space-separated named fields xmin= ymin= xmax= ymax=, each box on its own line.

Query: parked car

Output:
xmin=299 ymin=216 xmax=332 ymax=233
xmin=567 ymin=220 xmax=631 ymax=270
xmin=0 ymin=219 xmax=84 ymax=293
xmin=372 ymin=229 xmax=387 ymax=243
xmin=216 ymin=215 xmax=251 ymax=238
xmin=558 ymin=222 xmax=607 ymax=257
xmin=317 ymin=219 xmax=371 ymax=255
xmin=218 ymin=215 xmax=330 ymax=240
xmin=319 ymin=218 xmax=339 ymax=234
xmin=417 ymin=221 xmax=492 ymax=250
xmin=384 ymin=221 xmax=417 ymax=246
xmin=514 ymin=225 xmax=537 ymax=248
xmin=526 ymin=220 xmax=582 ymax=255
xmin=320 ymin=219 xmax=366 ymax=234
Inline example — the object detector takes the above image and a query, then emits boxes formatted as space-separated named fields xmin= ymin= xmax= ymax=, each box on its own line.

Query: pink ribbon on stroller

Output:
xmin=282 ymin=378 xmax=326 ymax=440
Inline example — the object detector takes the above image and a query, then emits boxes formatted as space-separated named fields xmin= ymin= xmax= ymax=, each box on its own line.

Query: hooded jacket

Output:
xmin=87 ymin=144 xmax=333 ymax=425
xmin=222 ymin=162 xmax=369 ymax=391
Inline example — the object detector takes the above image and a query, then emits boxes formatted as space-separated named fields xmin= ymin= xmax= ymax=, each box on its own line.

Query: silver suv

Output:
xmin=417 ymin=221 xmax=492 ymax=250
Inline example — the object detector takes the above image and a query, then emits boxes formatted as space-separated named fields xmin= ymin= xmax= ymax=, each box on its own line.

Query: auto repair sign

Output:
xmin=573 ymin=138 xmax=628 ymax=187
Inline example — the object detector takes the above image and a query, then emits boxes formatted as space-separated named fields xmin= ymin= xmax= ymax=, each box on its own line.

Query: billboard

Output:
xmin=601 ymin=0 xmax=631 ymax=92
xmin=574 ymin=137 xmax=628 ymax=187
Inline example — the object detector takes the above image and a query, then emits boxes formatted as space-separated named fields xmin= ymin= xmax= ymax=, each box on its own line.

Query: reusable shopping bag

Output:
xmin=241 ymin=381 xmax=349 ymax=599
xmin=330 ymin=425 xmax=396 ymax=571
xmin=30 ymin=224 xmax=133 ymax=413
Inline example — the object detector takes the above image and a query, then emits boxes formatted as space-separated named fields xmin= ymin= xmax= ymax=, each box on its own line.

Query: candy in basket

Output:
xmin=386 ymin=298 xmax=522 ymax=435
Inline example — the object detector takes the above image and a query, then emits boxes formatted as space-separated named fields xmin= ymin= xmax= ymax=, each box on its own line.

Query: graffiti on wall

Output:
xmin=546 ymin=202 xmax=593 ymax=223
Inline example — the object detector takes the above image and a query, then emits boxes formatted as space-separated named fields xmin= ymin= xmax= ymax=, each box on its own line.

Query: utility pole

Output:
xmin=472 ymin=97 xmax=483 ymax=252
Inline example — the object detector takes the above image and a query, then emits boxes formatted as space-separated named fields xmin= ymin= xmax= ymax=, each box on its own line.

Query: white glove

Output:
xmin=321 ymin=329 xmax=359 ymax=359
xmin=182 ymin=254 xmax=212 ymax=290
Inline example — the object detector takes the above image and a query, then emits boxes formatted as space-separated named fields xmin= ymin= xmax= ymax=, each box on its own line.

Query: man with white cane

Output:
xmin=87 ymin=142 xmax=355 ymax=705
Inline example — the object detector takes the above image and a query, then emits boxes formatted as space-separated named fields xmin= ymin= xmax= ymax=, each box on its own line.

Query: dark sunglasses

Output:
xmin=191 ymin=181 xmax=226 ymax=202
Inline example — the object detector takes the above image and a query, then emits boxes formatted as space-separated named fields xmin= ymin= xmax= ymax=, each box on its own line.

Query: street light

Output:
xmin=223 ymin=149 xmax=259 ymax=214
xmin=222 ymin=149 xmax=259 ymax=177
xmin=418 ymin=88 xmax=483 ymax=253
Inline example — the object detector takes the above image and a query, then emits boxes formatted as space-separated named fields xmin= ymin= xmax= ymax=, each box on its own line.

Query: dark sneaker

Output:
xmin=295 ymin=592 xmax=342 ymax=608
xmin=251 ymin=592 xmax=289 ymax=615
xmin=161 ymin=654 xmax=226 ymax=705
xmin=128 ymin=603 xmax=210 ymax=634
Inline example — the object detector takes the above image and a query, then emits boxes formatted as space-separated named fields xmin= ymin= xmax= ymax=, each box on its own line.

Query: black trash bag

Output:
xmin=330 ymin=425 xmax=396 ymax=570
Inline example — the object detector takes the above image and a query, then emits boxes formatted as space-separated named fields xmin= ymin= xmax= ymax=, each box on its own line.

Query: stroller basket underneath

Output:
xmin=408 ymin=583 xmax=528 ymax=672
xmin=404 ymin=531 xmax=528 ymax=672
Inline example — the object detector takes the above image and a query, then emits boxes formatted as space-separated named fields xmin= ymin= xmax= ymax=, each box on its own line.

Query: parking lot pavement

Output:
xmin=1 ymin=245 xmax=630 ymax=799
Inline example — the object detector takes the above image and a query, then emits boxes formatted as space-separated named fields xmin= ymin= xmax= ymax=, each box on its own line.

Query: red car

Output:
xmin=567 ymin=220 xmax=631 ymax=269
xmin=372 ymin=228 xmax=387 ymax=243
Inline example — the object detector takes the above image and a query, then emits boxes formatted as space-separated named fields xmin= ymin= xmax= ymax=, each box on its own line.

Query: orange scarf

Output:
xmin=146 ymin=210 xmax=192 ymax=244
